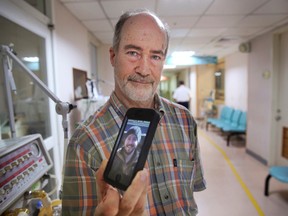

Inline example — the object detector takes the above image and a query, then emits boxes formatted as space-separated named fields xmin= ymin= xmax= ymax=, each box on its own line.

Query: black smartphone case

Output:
xmin=103 ymin=108 xmax=160 ymax=190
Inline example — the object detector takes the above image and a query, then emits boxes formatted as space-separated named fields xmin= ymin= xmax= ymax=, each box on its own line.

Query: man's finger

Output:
xmin=118 ymin=169 xmax=148 ymax=216
xmin=95 ymin=187 xmax=120 ymax=216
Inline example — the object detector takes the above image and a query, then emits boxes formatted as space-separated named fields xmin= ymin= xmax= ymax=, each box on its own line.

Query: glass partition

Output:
xmin=0 ymin=15 xmax=51 ymax=139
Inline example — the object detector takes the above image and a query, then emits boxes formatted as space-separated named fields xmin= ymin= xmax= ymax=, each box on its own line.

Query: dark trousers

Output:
xmin=178 ymin=101 xmax=189 ymax=110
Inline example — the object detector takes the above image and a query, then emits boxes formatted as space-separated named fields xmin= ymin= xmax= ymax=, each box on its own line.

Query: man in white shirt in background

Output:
xmin=173 ymin=80 xmax=192 ymax=110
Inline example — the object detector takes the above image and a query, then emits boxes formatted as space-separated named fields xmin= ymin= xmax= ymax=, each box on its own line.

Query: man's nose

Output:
xmin=137 ymin=56 xmax=151 ymax=76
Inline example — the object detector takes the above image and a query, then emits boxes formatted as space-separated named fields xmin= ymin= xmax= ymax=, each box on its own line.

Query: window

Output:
xmin=0 ymin=15 xmax=51 ymax=139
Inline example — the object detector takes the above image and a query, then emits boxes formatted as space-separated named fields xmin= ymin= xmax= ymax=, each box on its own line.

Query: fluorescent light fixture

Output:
xmin=22 ymin=56 xmax=39 ymax=62
xmin=171 ymin=51 xmax=195 ymax=58
xmin=167 ymin=51 xmax=196 ymax=66
xmin=164 ymin=64 xmax=176 ymax=69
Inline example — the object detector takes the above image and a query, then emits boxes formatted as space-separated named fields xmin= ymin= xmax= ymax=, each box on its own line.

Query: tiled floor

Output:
xmin=195 ymin=127 xmax=288 ymax=216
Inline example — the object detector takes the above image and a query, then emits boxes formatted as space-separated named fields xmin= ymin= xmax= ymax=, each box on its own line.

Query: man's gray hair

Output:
xmin=112 ymin=8 xmax=170 ymax=56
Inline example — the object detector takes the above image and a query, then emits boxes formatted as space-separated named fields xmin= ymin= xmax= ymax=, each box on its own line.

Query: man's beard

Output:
xmin=116 ymin=74 xmax=157 ymax=102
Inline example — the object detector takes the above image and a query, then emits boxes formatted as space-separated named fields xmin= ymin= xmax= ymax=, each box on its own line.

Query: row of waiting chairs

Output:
xmin=206 ymin=106 xmax=288 ymax=196
xmin=206 ymin=106 xmax=247 ymax=146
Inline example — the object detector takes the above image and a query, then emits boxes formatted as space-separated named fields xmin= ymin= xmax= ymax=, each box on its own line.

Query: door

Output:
xmin=0 ymin=0 xmax=62 ymax=184
xmin=274 ymin=30 xmax=288 ymax=166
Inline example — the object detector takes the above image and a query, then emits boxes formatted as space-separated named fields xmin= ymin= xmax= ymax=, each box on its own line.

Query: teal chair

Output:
xmin=265 ymin=166 xmax=288 ymax=196
xmin=222 ymin=111 xmax=247 ymax=146
xmin=215 ymin=109 xmax=242 ymax=129
xmin=207 ymin=106 xmax=234 ymax=131
xmin=206 ymin=106 xmax=229 ymax=131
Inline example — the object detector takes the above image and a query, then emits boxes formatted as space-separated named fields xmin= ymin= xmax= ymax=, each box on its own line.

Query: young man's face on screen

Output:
xmin=124 ymin=133 xmax=138 ymax=154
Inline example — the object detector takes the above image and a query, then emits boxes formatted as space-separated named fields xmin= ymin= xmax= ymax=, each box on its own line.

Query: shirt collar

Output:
xmin=109 ymin=91 xmax=127 ymax=117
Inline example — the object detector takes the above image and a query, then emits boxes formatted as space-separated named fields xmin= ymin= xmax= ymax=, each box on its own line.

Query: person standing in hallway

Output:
xmin=173 ymin=80 xmax=192 ymax=110
xmin=62 ymin=8 xmax=206 ymax=216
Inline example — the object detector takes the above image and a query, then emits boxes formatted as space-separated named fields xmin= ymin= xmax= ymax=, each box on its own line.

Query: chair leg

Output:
xmin=265 ymin=174 xmax=272 ymax=196
xmin=227 ymin=133 xmax=234 ymax=146
xmin=206 ymin=122 xmax=210 ymax=131
xmin=226 ymin=132 xmax=246 ymax=146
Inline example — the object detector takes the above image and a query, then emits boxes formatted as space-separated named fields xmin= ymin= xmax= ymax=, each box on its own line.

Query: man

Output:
xmin=173 ymin=80 xmax=192 ymax=110
xmin=108 ymin=126 xmax=142 ymax=184
xmin=62 ymin=9 xmax=206 ymax=216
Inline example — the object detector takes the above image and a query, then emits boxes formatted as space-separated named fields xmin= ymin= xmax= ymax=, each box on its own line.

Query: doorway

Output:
xmin=272 ymin=29 xmax=288 ymax=166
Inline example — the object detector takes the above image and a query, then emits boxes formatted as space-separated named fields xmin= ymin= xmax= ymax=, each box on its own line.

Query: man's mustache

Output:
xmin=128 ymin=74 xmax=154 ymax=84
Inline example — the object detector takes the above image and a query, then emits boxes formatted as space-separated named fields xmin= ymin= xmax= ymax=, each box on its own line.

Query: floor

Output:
xmin=194 ymin=127 xmax=288 ymax=216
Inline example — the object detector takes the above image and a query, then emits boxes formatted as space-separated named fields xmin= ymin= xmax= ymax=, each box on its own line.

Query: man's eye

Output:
xmin=127 ymin=51 xmax=138 ymax=56
xmin=152 ymin=55 xmax=162 ymax=60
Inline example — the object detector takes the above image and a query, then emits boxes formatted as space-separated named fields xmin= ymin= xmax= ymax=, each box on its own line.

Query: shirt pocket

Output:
xmin=178 ymin=159 xmax=194 ymax=188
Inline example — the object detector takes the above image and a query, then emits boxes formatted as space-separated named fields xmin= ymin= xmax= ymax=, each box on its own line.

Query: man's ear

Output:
xmin=109 ymin=47 xmax=116 ymax=67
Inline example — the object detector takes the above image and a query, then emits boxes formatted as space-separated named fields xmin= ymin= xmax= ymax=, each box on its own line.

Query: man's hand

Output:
xmin=95 ymin=160 xmax=148 ymax=216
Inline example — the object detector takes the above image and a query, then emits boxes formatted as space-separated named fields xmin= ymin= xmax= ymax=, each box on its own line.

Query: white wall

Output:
xmin=225 ymin=52 xmax=248 ymax=111
xmin=246 ymin=32 xmax=274 ymax=163
xmin=54 ymin=0 xmax=90 ymax=104
xmin=97 ymin=44 xmax=114 ymax=96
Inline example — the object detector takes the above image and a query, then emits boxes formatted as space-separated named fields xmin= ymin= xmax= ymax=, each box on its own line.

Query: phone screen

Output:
xmin=107 ymin=119 xmax=151 ymax=186
xmin=104 ymin=107 xmax=160 ymax=190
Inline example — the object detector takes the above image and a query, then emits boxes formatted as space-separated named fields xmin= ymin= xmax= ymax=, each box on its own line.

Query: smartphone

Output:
xmin=103 ymin=107 xmax=161 ymax=191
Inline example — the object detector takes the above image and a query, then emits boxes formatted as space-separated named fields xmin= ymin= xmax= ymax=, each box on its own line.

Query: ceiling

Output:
xmin=60 ymin=0 xmax=288 ymax=59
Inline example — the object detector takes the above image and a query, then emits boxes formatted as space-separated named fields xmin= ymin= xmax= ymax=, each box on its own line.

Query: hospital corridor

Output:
xmin=1 ymin=0 xmax=288 ymax=215
xmin=196 ymin=127 xmax=288 ymax=216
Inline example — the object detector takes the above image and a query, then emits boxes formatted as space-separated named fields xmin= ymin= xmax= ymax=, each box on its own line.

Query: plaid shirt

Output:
xmin=62 ymin=92 xmax=206 ymax=216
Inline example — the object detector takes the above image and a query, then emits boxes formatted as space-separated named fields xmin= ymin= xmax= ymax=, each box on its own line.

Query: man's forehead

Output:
xmin=121 ymin=14 xmax=166 ymax=44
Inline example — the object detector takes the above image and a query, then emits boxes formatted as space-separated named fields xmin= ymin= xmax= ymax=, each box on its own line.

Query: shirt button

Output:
xmin=156 ymin=162 xmax=161 ymax=166
xmin=164 ymin=195 xmax=169 ymax=200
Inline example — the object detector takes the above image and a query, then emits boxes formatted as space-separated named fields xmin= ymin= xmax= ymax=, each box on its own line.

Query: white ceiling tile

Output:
xmin=83 ymin=20 xmax=113 ymax=31
xmin=101 ymin=0 xmax=156 ymax=19
xmin=182 ymin=36 xmax=214 ymax=44
xmin=222 ymin=27 xmax=262 ymax=36
xmin=170 ymin=29 xmax=190 ymax=38
xmin=157 ymin=0 xmax=214 ymax=16
xmin=177 ymin=45 xmax=204 ymax=53
xmin=254 ymin=0 xmax=288 ymax=14
xmin=206 ymin=0 xmax=266 ymax=15
xmin=195 ymin=15 xmax=244 ymax=28
xmin=93 ymin=32 xmax=113 ymax=44
xmin=63 ymin=1 xmax=106 ymax=20
xmin=187 ymin=28 xmax=226 ymax=37
xmin=169 ymin=38 xmax=184 ymax=46
xmin=237 ymin=15 xmax=288 ymax=27
xmin=162 ymin=16 xmax=198 ymax=29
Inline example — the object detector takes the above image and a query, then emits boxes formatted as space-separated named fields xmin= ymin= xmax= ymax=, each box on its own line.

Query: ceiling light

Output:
xmin=22 ymin=57 xmax=39 ymax=62
xmin=171 ymin=51 xmax=195 ymax=58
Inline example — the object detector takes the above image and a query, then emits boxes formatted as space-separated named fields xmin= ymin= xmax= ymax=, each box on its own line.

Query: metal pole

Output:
xmin=2 ymin=55 xmax=16 ymax=138
xmin=0 ymin=45 xmax=76 ymax=140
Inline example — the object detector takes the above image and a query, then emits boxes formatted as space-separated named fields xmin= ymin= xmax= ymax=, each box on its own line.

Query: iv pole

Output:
xmin=1 ymin=44 xmax=76 ymax=139
xmin=1 ymin=44 xmax=76 ymax=163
